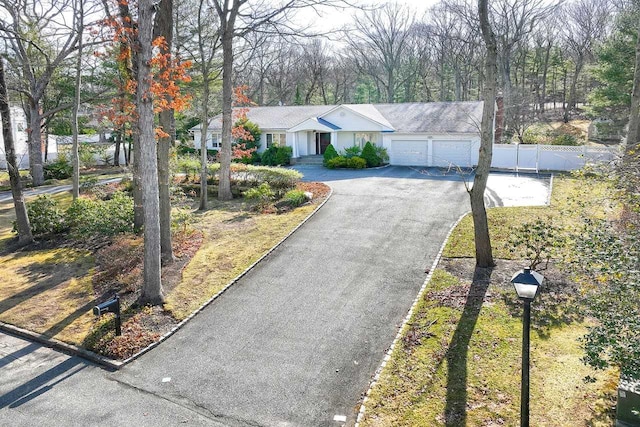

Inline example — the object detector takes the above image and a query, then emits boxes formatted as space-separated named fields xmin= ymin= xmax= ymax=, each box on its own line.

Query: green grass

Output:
xmin=361 ymin=269 xmax=616 ymax=427
xmin=444 ymin=176 xmax=616 ymax=258
xmin=360 ymin=175 xmax=618 ymax=426
xmin=0 ymin=185 xmax=325 ymax=350
xmin=165 ymin=199 xmax=318 ymax=320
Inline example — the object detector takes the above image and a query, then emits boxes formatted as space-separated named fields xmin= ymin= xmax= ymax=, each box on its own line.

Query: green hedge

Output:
xmin=326 ymin=156 xmax=367 ymax=169
xmin=261 ymin=146 xmax=293 ymax=166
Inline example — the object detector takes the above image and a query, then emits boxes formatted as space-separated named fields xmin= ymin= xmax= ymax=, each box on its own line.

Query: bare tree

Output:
xmin=490 ymin=0 xmax=557 ymax=140
xmin=472 ymin=0 xmax=497 ymax=268
xmin=212 ymin=0 xmax=348 ymax=201
xmin=71 ymin=0 xmax=84 ymax=200
xmin=0 ymin=0 xmax=86 ymax=186
xmin=178 ymin=0 xmax=222 ymax=210
xmin=0 ymin=57 xmax=32 ymax=246
xmin=562 ymin=0 xmax=611 ymax=121
xmin=345 ymin=3 xmax=417 ymax=103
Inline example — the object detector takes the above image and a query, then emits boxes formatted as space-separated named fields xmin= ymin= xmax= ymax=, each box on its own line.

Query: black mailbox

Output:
xmin=93 ymin=295 xmax=121 ymax=336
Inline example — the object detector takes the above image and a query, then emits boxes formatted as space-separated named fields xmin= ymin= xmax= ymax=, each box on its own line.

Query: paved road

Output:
xmin=0 ymin=178 xmax=123 ymax=203
xmin=0 ymin=166 xmax=550 ymax=426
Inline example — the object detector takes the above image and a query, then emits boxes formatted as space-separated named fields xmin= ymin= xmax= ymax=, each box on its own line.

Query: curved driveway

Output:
xmin=118 ymin=166 xmax=470 ymax=426
xmin=2 ymin=166 xmax=547 ymax=426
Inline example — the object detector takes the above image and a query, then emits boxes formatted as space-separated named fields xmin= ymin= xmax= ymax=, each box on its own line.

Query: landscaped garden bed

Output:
xmin=0 ymin=164 xmax=330 ymax=361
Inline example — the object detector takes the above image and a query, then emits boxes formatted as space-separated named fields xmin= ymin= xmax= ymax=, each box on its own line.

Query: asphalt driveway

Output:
xmin=117 ymin=169 xmax=470 ymax=426
xmin=0 ymin=166 xmax=550 ymax=426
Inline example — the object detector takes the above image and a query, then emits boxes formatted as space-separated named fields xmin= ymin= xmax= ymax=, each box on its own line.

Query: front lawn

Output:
xmin=0 ymin=176 xmax=330 ymax=360
xmin=358 ymin=176 xmax=617 ymax=426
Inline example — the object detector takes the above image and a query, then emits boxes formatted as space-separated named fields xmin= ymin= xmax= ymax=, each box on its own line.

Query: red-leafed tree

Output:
xmin=101 ymin=0 xmax=191 ymax=304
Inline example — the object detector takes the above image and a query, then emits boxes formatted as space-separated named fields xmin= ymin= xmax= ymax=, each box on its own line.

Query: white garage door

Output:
xmin=390 ymin=140 xmax=428 ymax=166
xmin=432 ymin=140 xmax=473 ymax=167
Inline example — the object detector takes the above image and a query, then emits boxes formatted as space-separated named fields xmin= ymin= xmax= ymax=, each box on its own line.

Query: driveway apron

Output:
xmin=117 ymin=172 xmax=470 ymax=426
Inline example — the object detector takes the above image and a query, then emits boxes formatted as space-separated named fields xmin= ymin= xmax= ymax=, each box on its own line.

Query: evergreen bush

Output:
xmin=43 ymin=156 xmax=73 ymax=180
xmin=323 ymin=144 xmax=338 ymax=165
xmin=361 ymin=141 xmax=380 ymax=167
xmin=23 ymin=195 xmax=67 ymax=235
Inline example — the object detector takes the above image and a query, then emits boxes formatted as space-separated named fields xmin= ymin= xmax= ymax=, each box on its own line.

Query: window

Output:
xmin=266 ymin=133 xmax=286 ymax=148
xmin=208 ymin=133 xmax=221 ymax=149
xmin=354 ymin=132 xmax=376 ymax=147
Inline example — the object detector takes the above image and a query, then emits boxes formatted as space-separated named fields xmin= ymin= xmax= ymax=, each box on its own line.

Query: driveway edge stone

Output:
xmin=1 ymin=188 xmax=334 ymax=370
xmin=354 ymin=210 xmax=470 ymax=426
xmin=0 ymin=322 xmax=122 ymax=370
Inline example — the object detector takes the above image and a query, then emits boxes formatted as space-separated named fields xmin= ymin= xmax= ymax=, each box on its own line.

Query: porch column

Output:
xmin=292 ymin=132 xmax=298 ymax=158
xmin=331 ymin=131 xmax=338 ymax=150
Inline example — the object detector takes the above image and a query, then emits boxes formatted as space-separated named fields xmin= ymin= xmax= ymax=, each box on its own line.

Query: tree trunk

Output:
xmin=218 ymin=25 xmax=235 ymax=201
xmin=27 ymin=103 xmax=45 ymax=186
xmin=137 ymin=0 xmax=164 ymax=305
xmin=154 ymin=0 xmax=175 ymax=265
xmin=625 ymin=24 xmax=640 ymax=162
xmin=567 ymin=57 xmax=584 ymax=120
xmin=113 ymin=133 xmax=121 ymax=166
xmin=0 ymin=59 xmax=33 ymax=246
xmin=199 ymin=83 xmax=210 ymax=210
xmin=473 ymin=0 xmax=496 ymax=268
xmin=539 ymin=41 xmax=551 ymax=114
xmin=71 ymin=7 xmax=83 ymax=201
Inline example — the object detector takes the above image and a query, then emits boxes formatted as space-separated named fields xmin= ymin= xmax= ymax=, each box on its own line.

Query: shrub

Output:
xmin=508 ymin=217 xmax=563 ymax=269
xmin=323 ymin=144 xmax=338 ymax=165
xmin=175 ymin=155 xmax=201 ymax=181
xmin=283 ymin=189 xmax=307 ymax=207
xmin=171 ymin=208 xmax=194 ymax=234
xmin=551 ymin=134 xmax=579 ymax=146
xmin=347 ymin=156 xmax=367 ymax=169
xmin=176 ymin=143 xmax=197 ymax=156
xmin=43 ymin=156 xmax=72 ymax=180
xmin=343 ymin=145 xmax=362 ymax=158
xmin=326 ymin=156 xmax=366 ymax=169
xmin=65 ymin=191 xmax=134 ymax=237
xmin=261 ymin=146 xmax=292 ymax=166
xmin=24 ymin=195 xmax=66 ymax=235
xmin=521 ymin=128 xmax=542 ymax=145
xmin=243 ymin=182 xmax=275 ymax=211
xmin=374 ymin=145 xmax=389 ymax=164
xmin=79 ymin=143 xmax=97 ymax=167
xmin=326 ymin=156 xmax=345 ymax=169
xmin=361 ymin=141 xmax=380 ymax=167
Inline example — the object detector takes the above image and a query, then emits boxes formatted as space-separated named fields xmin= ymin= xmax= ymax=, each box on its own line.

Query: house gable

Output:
xmin=319 ymin=105 xmax=394 ymax=132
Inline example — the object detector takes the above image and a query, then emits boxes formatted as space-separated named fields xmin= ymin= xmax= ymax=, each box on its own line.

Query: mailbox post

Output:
xmin=93 ymin=295 xmax=121 ymax=336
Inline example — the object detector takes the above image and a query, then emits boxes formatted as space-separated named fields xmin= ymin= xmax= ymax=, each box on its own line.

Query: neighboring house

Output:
xmin=191 ymin=102 xmax=486 ymax=167
xmin=0 ymin=106 xmax=30 ymax=170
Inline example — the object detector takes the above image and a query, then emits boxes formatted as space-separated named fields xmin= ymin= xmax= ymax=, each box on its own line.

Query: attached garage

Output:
xmin=432 ymin=139 xmax=473 ymax=168
xmin=389 ymin=140 xmax=428 ymax=166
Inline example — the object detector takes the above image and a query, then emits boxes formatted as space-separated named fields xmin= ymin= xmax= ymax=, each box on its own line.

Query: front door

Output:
xmin=315 ymin=132 xmax=331 ymax=154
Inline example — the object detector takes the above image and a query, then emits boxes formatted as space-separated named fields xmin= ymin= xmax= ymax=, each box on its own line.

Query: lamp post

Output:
xmin=511 ymin=267 xmax=544 ymax=427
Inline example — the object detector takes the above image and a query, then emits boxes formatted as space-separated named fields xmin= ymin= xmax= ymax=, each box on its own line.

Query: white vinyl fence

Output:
xmin=492 ymin=144 xmax=619 ymax=172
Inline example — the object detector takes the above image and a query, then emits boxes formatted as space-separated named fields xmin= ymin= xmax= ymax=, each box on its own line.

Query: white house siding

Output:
xmin=322 ymin=108 xmax=385 ymax=132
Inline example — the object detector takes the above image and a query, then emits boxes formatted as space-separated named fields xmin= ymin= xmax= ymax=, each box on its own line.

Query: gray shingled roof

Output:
xmin=373 ymin=102 xmax=483 ymax=133
xmin=193 ymin=101 xmax=483 ymax=134
xmin=201 ymin=105 xmax=333 ymax=131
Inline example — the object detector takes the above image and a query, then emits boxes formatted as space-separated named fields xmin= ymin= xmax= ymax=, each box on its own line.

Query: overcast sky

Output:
xmin=299 ymin=0 xmax=441 ymax=32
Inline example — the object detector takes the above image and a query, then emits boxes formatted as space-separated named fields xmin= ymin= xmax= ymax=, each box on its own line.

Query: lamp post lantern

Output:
xmin=511 ymin=267 xmax=544 ymax=427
